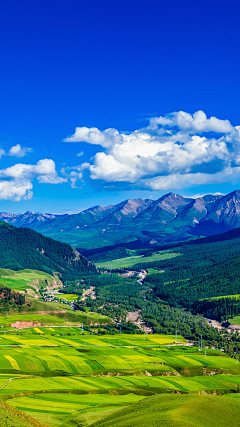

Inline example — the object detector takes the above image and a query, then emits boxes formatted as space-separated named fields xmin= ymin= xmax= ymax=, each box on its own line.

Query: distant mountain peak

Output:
xmin=2 ymin=190 xmax=240 ymax=251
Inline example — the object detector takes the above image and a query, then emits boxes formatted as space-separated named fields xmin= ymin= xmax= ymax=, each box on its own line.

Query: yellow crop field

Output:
xmin=33 ymin=328 xmax=44 ymax=334
xmin=4 ymin=355 xmax=20 ymax=370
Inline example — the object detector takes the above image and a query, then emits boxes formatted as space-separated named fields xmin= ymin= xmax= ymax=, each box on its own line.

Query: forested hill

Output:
xmin=0 ymin=221 xmax=96 ymax=280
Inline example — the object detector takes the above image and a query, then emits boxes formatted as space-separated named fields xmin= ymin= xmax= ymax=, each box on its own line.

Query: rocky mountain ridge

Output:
xmin=2 ymin=190 xmax=240 ymax=250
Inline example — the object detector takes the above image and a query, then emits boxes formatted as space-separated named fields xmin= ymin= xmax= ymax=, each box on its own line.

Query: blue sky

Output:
xmin=1 ymin=0 xmax=240 ymax=213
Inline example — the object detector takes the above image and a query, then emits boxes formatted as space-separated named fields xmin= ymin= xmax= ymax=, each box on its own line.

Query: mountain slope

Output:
xmin=203 ymin=190 xmax=240 ymax=226
xmin=0 ymin=221 xmax=96 ymax=279
xmin=3 ymin=190 xmax=240 ymax=250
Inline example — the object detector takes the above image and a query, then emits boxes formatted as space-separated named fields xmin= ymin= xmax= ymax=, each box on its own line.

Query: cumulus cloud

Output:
xmin=0 ymin=159 xmax=64 ymax=180
xmin=148 ymin=110 xmax=234 ymax=134
xmin=0 ymin=179 xmax=33 ymax=201
xmin=64 ymin=127 xmax=122 ymax=148
xmin=0 ymin=159 xmax=66 ymax=201
xmin=64 ymin=110 xmax=240 ymax=191
xmin=0 ymin=144 xmax=31 ymax=161
xmin=9 ymin=144 xmax=32 ymax=157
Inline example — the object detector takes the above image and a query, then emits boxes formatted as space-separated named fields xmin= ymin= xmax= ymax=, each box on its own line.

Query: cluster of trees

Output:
xmin=0 ymin=287 xmax=25 ymax=312
xmin=88 ymin=247 xmax=130 ymax=262
xmin=192 ymin=298 xmax=240 ymax=322
xmin=138 ymin=237 xmax=240 ymax=308
xmin=0 ymin=221 xmax=97 ymax=280
xmin=75 ymin=271 xmax=240 ymax=356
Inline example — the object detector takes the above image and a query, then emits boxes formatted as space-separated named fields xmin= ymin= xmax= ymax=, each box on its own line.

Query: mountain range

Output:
xmin=2 ymin=190 xmax=240 ymax=250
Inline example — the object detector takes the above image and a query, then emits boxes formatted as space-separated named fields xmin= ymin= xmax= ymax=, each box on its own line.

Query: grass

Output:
xmin=0 ymin=333 xmax=238 ymax=379
xmin=0 ymin=402 xmax=45 ymax=427
xmin=0 ymin=311 xmax=112 ymax=327
xmin=1 ymin=372 xmax=240 ymax=396
xmin=146 ymin=268 xmax=164 ymax=274
xmin=8 ymin=392 xmax=145 ymax=426
xmin=94 ymin=251 xmax=180 ymax=269
xmin=4 ymin=373 xmax=240 ymax=426
xmin=55 ymin=294 xmax=79 ymax=302
xmin=228 ymin=316 xmax=240 ymax=325
xmin=0 ymin=268 xmax=54 ymax=292
xmin=92 ymin=393 xmax=240 ymax=427
xmin=25 ymin=297 xmax=74 ymax=312
xmin=203 ymin=294 xmax=240 ymax=301
xmin=1 ymin=330 xmax=240 ymax=426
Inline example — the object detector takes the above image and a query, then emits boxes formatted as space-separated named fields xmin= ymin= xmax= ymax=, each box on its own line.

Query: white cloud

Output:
xmin=77 ymin=151 xmax=84 ymax=157
xmin=64 ymin=110 xmax=240 ymax=191
xmin=60 ymin=166 xmax=83 ymax=188
xmin=0 ymin=159 xmax=62 ymax=180
xmin=149 ymin=110 xmax=234 ymax=134
xmin=0 ymin=179 xmax=33 ymax=201
xmin=37 ymin=175 xmax=66 ymax=184
xmin=9 ymin=144 xmax=32 ymax=158
xmin=68 ymin=171 xmax=83 ymax=188
xmin=64 ymin=127 xmax=122 ymax=148
xmin=0 ymin=159 xmax=67 ymax=201
xmin=141 ymin=167 xmax=240 ymax=191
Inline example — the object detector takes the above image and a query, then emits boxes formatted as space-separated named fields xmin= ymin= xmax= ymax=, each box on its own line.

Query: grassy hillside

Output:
xmin=0 ymin=268 xmax=55 ymax=293
xmin=0 ymin=402 xmax=45 ymax=427
xmin=93 ymin=393 xmax=240 ymax=427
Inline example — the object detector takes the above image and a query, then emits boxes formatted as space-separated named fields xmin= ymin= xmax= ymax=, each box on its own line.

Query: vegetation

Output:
xmin=0 ymin=329 xmax=240 ymax=426
xmin=0 ymin=286 xmax=25 ymax=308
xmin=0 ymin=221 xmax=96 ymax=281
xmin=3 ymin=214 xmax=240 ymax=424
xmin=138 ymin=236 xmax=240 ymax=309
xmin=0 ymin=268 xmax=55 ymax=295
xmin=0 ymin=310 xmax=111 ymax=327
xmin=192 ymin=298 xmax=240 ymax=322
xmin=0 ymin=402 xmax=45 ymax=427
xmin=93 ymin=393 xmax=240 ymax=427
xmin=94 ymin=251 xmax=179 ymax=269
xmin=88 ymin=247 xmax=132 ymax=262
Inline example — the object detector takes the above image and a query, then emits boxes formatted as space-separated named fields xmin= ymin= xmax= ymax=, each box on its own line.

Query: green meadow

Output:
xmin=94 ymin=251 xmax=180 ymax=269
xmin=229 ymin=316 xmax=240 ymax=324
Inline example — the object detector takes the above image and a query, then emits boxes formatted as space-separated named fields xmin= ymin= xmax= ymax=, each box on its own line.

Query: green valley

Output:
xmin=2 ymin=213 xmax=240 ymax=425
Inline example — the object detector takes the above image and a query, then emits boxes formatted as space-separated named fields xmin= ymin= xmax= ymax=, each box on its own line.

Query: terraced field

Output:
xmin=0 ymin=330 xmax=240 ymax=426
